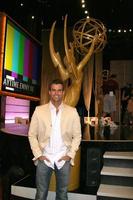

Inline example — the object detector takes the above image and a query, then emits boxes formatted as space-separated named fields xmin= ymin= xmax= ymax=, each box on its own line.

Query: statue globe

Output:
xmin=72 ymin=17 xmax=107 ymax=55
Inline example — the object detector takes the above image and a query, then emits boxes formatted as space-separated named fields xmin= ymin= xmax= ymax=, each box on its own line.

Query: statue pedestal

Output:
xmin=49 ymin=148 xmax=81 ymax=191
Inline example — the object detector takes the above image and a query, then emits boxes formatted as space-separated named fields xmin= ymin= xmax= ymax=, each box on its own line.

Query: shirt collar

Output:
xmin=49 ymin=101 xmax=63 ymax=111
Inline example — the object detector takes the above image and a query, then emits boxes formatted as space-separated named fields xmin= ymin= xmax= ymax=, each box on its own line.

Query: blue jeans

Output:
xmin=35 ymin=160 xmax=70 ymax=200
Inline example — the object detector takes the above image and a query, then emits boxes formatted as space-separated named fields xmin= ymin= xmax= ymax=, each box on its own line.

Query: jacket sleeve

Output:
xmin=28 ymin=107 xmax=42 ymax=160
xmin=67 ymin=108 xmax=82 ymax=164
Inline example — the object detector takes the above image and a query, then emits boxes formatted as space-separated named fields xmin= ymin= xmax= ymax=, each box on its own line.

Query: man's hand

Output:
xmin=38 ymin=156 xmax=50 ymax=162
xmin=58 ymin=155 xmax=71 ymax=162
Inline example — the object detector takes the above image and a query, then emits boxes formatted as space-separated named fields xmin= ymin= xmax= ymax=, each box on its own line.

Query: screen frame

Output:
xmin=0 ymin=12 xmax=42 ymax=101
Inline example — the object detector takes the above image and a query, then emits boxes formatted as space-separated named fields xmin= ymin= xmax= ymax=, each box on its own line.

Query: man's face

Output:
xmin=49 ymin=84 xmax=64 ymax=104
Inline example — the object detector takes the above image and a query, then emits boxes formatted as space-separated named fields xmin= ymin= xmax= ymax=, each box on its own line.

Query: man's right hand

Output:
xmin=38 ymin=156 xmax=50 ymax=162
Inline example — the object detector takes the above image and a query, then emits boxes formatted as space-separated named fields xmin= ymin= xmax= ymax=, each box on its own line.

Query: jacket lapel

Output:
xmin=42 ymin=103 xmax=52 ymax=127
xmin=60 ymin=104 xmax=67 ymax=135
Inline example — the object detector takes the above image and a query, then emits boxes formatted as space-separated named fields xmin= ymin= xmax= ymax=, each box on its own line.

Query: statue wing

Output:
xmin=49 ymin=21 xmax=69 ymax=81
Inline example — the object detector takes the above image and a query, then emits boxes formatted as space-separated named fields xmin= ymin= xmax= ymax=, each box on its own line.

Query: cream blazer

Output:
xmin=28 ymin=103 xmax=81 ymax=165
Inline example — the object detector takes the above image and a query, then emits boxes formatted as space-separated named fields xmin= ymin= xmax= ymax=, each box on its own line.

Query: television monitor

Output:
xmin=0 ymin=12 xmax=42 ymax=101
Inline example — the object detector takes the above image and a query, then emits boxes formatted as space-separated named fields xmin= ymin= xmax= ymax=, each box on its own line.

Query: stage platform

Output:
xmin=11 ymin=175 xmax=96 ymax=200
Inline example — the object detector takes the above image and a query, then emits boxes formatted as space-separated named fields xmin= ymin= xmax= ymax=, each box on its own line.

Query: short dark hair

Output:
xmin=49 ymin=79 xmax=64 ymax=91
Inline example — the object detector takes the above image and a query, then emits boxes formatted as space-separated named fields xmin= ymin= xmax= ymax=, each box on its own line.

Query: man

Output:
xmin=28 ymin=79 xmax=81 ymax=200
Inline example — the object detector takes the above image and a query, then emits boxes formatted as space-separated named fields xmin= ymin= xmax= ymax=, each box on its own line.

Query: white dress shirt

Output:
xmin=43 ymin=102 xmax=67 ymax=169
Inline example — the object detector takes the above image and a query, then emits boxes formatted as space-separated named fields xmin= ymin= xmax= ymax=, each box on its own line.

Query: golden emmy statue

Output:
xmin=49 ymin=15 xmax=107 ymax=107
xmin=49 ymin=15 xmax=107 ymax=191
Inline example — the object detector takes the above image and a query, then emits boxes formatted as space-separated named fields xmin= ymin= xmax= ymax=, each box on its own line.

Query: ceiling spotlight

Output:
xmin=82 ymin=4 xmax=85 ymax=8
xmin=84 ymin=10 xmax=88 ymax=14
xmin=118 ymin=29 xmax=121 ymax=33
